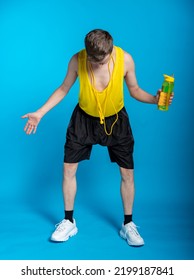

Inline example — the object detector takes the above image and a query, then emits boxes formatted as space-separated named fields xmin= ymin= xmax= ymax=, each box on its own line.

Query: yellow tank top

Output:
xmin=78 ymin=46 xmax=124 ymax=131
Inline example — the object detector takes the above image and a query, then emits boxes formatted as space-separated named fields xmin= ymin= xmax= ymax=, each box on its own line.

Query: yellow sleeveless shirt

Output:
xmin=78 ymin=46 xmax=124 ymax=126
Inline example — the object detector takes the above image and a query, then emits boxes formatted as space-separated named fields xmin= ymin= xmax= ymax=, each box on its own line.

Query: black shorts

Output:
xmin=64 ymin=104 xmax=134 ymax=169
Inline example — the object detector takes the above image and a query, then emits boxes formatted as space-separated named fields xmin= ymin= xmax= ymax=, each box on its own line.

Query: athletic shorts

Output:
xmin=64 ymin=104 xmax=134 ymax=169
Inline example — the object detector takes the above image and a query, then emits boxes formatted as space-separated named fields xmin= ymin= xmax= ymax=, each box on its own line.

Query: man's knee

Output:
xmin=64 ymin=163 xmax=78 ymax=179
xmin=120 ymin=167 xmax=134 ymax=183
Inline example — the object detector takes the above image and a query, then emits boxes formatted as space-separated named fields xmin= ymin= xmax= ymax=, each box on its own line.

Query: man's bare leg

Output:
xmin=63 ymin=162 xmax=79 ymax=211
xmin=120 ymin=167 xmax=134 ymax=216
xmin=119 ymin=167 xmax=144 ymax=246
xmin=50 ymin=162 xmax=78 ymax=242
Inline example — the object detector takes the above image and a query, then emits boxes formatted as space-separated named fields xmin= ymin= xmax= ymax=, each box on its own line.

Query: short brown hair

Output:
xmin=84 ymin=29 xmax=113 ymax=62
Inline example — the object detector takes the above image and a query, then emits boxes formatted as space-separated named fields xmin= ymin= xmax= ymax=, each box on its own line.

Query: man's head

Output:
xmin=85 ymin=29 xmax=113 ymax=63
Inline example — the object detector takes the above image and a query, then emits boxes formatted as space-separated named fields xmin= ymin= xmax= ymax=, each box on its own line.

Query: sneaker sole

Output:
xmin=119 ymin=230 xmax=144 ymax=247
xmin=51 ymin=227 xmax=78 ymax=242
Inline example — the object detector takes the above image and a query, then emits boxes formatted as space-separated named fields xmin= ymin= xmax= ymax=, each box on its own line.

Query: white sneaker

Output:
xmin=50 ymin=219 xmax=78 ymax=242
xmin=120 ymin=221 xmax=144 ymax=246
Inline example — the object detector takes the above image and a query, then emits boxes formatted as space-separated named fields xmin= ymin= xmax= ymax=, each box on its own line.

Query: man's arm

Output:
xmin=36 ymin=54 xmax=78 ymax=117
xmin=22 ymin=54 xmax=78 ymax=134
xmin=124 ymin=52 xmax=158 ymax=104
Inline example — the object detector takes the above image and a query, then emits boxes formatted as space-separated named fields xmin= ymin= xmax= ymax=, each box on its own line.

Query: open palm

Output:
xmin=22 ymin=112 xmax=42 ymax=134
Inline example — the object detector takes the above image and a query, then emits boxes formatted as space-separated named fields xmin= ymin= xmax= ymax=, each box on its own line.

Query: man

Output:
xmin=22 ymin=29 xmax=173 ymax=246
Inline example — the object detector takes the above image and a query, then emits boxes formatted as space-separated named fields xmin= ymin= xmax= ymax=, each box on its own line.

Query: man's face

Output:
xmin=87 ymin=54 xmax=111 ymax=66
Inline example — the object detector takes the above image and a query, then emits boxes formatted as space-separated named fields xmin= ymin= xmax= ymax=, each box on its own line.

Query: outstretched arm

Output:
xmin=22 ymin=54 xmax=78 ymax=134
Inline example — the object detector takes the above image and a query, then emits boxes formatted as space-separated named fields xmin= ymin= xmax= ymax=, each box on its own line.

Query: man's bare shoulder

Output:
xmin=123 ymin=50 xmax=135 ymax=76
xmin=68 ymin=53 xmax=79 ymax=72
xmin=70 ymin=53 xmax=79 ymax=63
xmin=123 ymin=50 xmax=134 ymax=65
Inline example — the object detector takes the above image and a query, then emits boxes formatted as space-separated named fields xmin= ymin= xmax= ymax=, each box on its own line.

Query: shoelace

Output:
xmin=55 ymin=220 xmax=67 ymax=232
xmin=126 ymin=223 xmax=140 ymax=236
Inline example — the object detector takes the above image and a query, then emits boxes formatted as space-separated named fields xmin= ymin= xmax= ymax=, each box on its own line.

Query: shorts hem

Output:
xmin=111 ymin=160 xmax=134 ymax=169
xmin=64 ymin=157 xmax=90 ymax=164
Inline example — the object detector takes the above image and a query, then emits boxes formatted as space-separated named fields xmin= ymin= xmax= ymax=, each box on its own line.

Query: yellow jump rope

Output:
xmin=87 ymin=57 xmax=118 ymax=136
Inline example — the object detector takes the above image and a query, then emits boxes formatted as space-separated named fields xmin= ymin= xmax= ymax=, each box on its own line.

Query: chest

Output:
xmin=87 ymin=60 xmax=115 ymax=92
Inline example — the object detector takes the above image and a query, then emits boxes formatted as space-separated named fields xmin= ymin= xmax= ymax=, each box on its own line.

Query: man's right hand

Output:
xmin=21 ymin=111 xmax=42 ymax=135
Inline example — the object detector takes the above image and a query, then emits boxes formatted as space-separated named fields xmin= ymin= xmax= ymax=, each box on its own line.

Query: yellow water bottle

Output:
xmin=158 ymin=74 xmax=174 ymax=111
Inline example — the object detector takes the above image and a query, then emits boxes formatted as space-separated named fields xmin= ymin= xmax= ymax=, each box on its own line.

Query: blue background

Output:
xmin=0 ymin=0 xmax=193 ymax=260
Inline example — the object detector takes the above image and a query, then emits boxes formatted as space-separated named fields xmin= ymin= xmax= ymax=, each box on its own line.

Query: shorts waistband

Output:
xmin=77 ymin=104 xmax=124 ymax=120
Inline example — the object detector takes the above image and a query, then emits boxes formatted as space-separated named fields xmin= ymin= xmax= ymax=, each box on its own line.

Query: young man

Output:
xmin=22 ymin=29 xmax=173 ymax=246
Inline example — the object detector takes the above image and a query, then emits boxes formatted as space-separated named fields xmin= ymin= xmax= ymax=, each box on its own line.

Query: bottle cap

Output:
xmin=163 ymin=74 xmax=174 ymax=82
